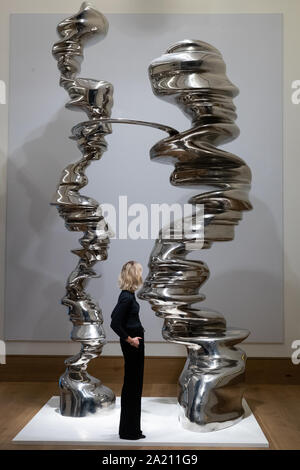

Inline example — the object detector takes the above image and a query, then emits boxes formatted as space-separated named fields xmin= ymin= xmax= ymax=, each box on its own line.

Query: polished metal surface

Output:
xmin=137 ymin=40 xmax=252 ymax=431
xmin=51 ymin=2 xmax=115 ymax=416
xmin=51 ymin=3 xmax=252 ymax=429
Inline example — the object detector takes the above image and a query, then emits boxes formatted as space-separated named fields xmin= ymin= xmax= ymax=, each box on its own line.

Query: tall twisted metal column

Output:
xmin=51 ymin=2 xmax=115 ymax=416
xmin=137 ymin=40 xmax=252 ymax=431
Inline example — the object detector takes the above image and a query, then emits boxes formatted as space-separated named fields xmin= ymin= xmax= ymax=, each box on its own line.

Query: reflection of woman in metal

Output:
xmin=110 ymin=261 xmax=146 ymax=440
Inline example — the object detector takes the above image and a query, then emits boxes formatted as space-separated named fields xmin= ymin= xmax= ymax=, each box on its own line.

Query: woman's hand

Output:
xmin=127 ymin=336 xmax=142 ymax=348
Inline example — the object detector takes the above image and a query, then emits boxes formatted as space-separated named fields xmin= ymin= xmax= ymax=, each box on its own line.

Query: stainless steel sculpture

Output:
xmin=51 ymin=2 xmax=252 ymax=429
xmin=51 ymin=2 xmax=116 ymax=416
xmin=137 ymin=40 xmax=252 ymax=431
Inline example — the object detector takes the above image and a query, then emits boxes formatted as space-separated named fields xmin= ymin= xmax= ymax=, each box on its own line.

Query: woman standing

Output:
xmin=110 ymin=260 xmax=146 ymax=440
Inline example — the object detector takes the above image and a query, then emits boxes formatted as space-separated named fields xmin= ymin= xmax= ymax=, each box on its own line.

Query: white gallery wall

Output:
xmin=0 ymin=0 xmax=299 ymax=358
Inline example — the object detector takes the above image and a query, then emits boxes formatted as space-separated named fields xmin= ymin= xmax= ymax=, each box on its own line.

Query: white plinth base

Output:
xmin=13 ymin=396 xmax=268 ymax=447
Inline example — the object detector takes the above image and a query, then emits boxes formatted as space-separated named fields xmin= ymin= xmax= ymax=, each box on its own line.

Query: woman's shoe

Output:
xmin=119 ymin=433 xmax=146 ymax=440
xmin=119 ymin=434 xmax=140 ymax=440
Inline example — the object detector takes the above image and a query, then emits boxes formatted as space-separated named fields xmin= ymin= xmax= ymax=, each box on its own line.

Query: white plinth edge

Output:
xmin=13 ymin=396 xmax=269 ymax=447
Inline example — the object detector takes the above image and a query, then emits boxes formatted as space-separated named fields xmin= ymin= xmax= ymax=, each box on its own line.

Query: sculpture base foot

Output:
xmin=59 ymin=370 xmax=116 ymax=417
xmin=178 ymin=403 xmax=245 ymax=433
xmin=176 ymin=328 xmax=249 ymax=432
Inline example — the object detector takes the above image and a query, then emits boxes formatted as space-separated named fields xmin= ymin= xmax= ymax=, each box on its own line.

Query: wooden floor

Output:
xmin=0 ymin=382 xmax=299 ymax=450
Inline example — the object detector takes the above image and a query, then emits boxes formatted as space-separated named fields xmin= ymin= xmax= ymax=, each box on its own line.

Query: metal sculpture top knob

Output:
xmin=149 ymin=39 xmax=240 ymax=144
xmin=52 ymin=2 xmax=113 ymax=119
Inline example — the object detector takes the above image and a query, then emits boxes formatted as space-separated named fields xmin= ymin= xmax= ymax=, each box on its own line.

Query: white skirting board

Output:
xmin=13 ymin=396 xmax=269 ymax=448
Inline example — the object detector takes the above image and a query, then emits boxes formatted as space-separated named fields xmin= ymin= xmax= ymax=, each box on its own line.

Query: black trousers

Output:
xmin=119 ymin=326 xmax=145 ymax=437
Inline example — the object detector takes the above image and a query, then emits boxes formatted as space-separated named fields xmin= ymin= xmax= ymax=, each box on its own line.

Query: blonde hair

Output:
xmin=118 ymin=260 xmax=143 ymax=292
